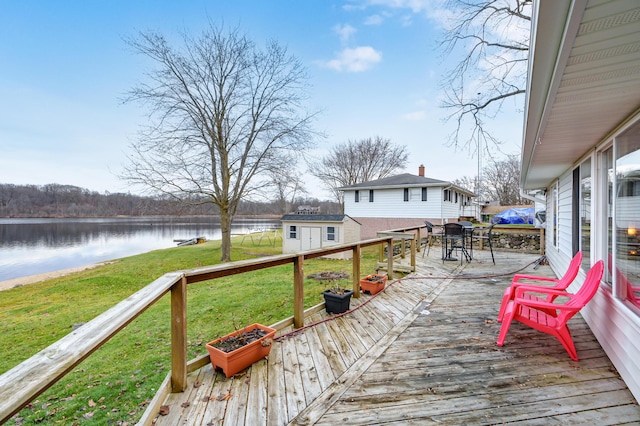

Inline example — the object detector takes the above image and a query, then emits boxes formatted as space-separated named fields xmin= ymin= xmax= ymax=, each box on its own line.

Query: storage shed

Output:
xmin=280 ymin=214 xmax=361 ymax=259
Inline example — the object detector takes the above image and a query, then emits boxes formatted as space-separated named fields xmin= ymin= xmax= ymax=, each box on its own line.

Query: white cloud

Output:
xmin=324 ymin=46 xmax=382 ymax=72
xmin=333 ymin=23 xmax=357 ymax=43
xmin=364 ymin=14 xmax=384 ymax=25
xmin=403 ymin=110 xmax=427 ymax=121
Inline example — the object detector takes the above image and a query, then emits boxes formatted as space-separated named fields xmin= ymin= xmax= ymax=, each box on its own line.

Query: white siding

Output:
xmin=543 ymin=154 xmax=640 ymax=403
xmin=558 ymin=173 xmax=573 ymax=255
xmin=344 ymin=187 xmax=462 ymax=220
xmin=281 ymin=218 xmax=361 ymax=259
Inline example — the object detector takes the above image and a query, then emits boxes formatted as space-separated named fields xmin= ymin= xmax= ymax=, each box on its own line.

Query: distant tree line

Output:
xmin=0 ymin=183 xmax=340 ymax=218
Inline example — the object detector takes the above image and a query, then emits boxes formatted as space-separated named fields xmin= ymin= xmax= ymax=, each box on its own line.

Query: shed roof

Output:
xmin=280 ymin=214 xmax=360 ymax=224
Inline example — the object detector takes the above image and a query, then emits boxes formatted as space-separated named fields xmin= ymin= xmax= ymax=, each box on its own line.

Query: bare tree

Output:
xmin=482 ymin=155 xmax=525 ymax=205
xmin=122 ymin=24 xmax=318 ymax=261
xmin=265 ymin=154 xmax=307 ymax=214
xmin=311 ymin=136 xmax=408 ymax=206
xmin=440 ymin=0 xmax=531 ymax=152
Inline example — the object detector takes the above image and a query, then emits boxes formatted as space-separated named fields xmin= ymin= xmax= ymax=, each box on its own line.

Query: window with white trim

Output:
xmin=326 ymin=226 xmax=337 ymax=241
xmin=289 ymin=225 xmax=297 ymax=239
xmin=614 ymin=121 xmax=640 ymax=310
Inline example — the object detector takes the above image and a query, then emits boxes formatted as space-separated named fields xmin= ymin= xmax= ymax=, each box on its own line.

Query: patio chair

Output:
xmin=497 ymin=251 xmax=583 ymax=322
xmin=422 ymin=220 xmax=443 ymax=257
xmin=471 ymin=223 xmax=495 ymax=264
xmin=608 ymin=253 xmax=640 ymax=308
xmin=442 ymin=223 xmax=469 ymax=264
xmin=459 ymin=221 xmax=474 ymax=258
xmin=496 ymin=260 xmax=604 ymax=361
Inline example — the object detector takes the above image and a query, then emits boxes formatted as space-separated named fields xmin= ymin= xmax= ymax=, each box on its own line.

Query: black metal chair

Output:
xmin=458 ymin=221 xmax=474 ymax=259
xmin=442 ymin=223 xmax=470 ymax=264
xmin=472 ymin=223 xmax=496 ymax=264
xmin=422 ymin=220 xmax=443 ymax=257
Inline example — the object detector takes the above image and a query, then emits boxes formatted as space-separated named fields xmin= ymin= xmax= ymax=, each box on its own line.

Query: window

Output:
xmin=580 ymin=159 xmax=592 ymax=270
xmin=444 ymin=189 xmax=451 ymax=202
xmin=552 ymin=183 xmax=558 ymax=247
xmin=455 ymin=192 xmax=459 ymax=203
xmin=369 ymin=190 xmax=374 ymax=202
xmin=404 ymin=188 xmax=409 ymax=202
xmin=601 ymin=146 xmax=614 ymax=285
xmin=422 ymin=187 xmax=427 ymax=201
xmin=615 ymin=121 xmax=640 ymax=309
xmin=289 ymin=225 xmax=297 ymax=239
xmin=326 ymin=226 xmax=336 ymax=241
xmin=355 ymin=190 xmax=359 ymax=203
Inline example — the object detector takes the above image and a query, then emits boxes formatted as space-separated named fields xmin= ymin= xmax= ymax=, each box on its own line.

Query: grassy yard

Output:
xmin=0 ymin=234 xmax=380 ymax=425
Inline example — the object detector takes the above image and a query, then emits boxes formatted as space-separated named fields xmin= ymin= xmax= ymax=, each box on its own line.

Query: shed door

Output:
xmin=301 ymin=227 xmax=322 ymax=251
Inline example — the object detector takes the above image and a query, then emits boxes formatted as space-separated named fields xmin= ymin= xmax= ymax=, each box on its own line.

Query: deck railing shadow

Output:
xmin=0 ymin=225 xmax=428 ymax=424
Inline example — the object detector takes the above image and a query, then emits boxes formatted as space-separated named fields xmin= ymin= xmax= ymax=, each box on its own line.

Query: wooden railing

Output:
xmin=0 ymin=226 xmax=426 ymax=424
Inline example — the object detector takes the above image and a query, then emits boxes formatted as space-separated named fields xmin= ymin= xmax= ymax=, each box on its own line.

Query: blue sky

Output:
xmin=0 ymin=0 xmax=523 ymax=200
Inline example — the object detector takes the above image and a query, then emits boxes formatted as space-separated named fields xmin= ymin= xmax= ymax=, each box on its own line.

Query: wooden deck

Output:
xmin=149 ymin=249 xmax=640 ymax=425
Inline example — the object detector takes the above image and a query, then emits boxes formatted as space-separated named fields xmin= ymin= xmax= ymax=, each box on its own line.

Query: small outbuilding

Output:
xmin=280 ymin=214 xmax=361 ymax=259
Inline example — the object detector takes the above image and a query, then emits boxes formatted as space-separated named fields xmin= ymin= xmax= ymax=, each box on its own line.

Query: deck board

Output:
xmin=149 ymin=250 xmax=640 ymax=425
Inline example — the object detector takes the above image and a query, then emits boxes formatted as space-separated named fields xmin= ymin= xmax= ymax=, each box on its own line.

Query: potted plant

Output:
xmin=360 ymin=273 xmax=388 ymax=295
xmin=322 ymin=287 xmax=354 ymax=314
xmin=205 ymin=323 xmax=276 ymax=378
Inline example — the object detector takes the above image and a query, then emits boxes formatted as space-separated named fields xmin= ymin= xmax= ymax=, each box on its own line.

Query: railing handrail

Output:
xmin=0 ymin=233 xmax=411 ymax=424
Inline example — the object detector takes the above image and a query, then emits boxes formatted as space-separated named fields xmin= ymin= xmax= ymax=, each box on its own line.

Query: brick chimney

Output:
xmin=418 ymin=164 xmax=425 ymax=177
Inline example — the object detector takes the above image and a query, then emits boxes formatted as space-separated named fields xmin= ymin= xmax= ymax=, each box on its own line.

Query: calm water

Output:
xmin=0 ymin=216 xmax=280 ymax=282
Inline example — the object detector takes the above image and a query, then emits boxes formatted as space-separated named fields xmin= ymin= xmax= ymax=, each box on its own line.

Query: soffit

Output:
xmin=522 ymin=0 xmax=640 ymax=190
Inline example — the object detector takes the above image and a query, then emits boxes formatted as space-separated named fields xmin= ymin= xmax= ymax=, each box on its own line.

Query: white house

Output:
xmin=521 ymin=0 xmax=640 ymax=401
xmin=280 ymin=214 xmax=361 ymax=259
xmin=339 ymin=165 xmax=477 ymax=238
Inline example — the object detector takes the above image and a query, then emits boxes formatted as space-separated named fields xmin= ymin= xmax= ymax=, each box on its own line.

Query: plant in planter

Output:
xmin=359 ymin=273 xmax=388 ymax=295
xmin=322 ymin=286 xmax=354 ymax=314
xmin=205 ymin=323 xmax=276 ymax=378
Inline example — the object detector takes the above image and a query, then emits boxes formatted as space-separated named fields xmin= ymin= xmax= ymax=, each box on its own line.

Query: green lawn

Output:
xmin=0 ymin=234 xmax=379 ymax=425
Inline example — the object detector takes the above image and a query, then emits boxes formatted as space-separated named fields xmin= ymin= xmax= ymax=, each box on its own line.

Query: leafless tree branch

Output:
xmin=121 ymin=24 xmax=319 ymax=261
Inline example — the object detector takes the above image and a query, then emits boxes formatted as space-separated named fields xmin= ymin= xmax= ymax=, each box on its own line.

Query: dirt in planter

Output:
xmin=211 ymin=328 xmax=270 ymax=353
xmin=307 ymin=271 xmax=349 ymax=280
xmin=362 ymin=275 xmax=385 ymax=282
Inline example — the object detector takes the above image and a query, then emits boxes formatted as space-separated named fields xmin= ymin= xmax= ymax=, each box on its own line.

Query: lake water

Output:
xmin=0 ymin=216 xmax=280 ymax=282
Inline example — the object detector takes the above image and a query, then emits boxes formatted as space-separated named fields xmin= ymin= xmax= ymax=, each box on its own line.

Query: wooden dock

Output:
xmin=148 ymin=249 xmax=640 ymax=425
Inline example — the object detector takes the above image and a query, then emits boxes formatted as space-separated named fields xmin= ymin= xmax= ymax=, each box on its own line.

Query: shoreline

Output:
xmin=0 ymin=262 xmax=111 ymax=292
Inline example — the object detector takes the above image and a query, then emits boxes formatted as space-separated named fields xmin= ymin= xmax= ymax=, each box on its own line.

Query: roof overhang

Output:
xmin=521 ymin=0 xmax=640 ymax=190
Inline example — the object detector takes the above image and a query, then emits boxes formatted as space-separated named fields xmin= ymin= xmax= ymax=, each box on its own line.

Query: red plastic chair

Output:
xmin=496 ymin=260 xmax=603 ymax=361
xmin=497 ymin=251 xmax=582 ymax=322
xmin=609 ymin=254 xmax=640 ymax=308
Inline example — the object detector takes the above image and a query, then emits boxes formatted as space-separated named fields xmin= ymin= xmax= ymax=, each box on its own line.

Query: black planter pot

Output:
xmin=322 ymin=289 xmax=354 ymax=314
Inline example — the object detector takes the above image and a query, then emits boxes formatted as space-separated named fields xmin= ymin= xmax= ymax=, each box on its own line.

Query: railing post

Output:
xmin=416 ymin=228 xmax=422 ymax=253
xmin=170 ymin=277 xmax=187 ymax=392
xmin=352 ymin=244 xmax=361 ymax=298
xmin=410 ymin=237 xmax=416 ymax=270
xmin=387 ymin=237 xmax=394 ymax=280
xmin=293 ymin=255 xmax=304 ymax=329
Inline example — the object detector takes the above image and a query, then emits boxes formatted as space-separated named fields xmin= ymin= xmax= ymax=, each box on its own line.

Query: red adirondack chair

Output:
xmin=497 ymin=251 xmax=582 ymax=322
xmin=496 ymin=260 xmax=604 ymax=361
xmin=609 ymin=253 xmax=640 ymax=308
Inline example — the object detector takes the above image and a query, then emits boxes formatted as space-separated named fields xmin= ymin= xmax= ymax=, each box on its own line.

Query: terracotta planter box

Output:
xmin=360 ymin=274 xmax=387 ymax=295
xmin=322 ymin=289 xmax=354 ymax=314
xmin=205 ymin=323 xmax=276 ymax=378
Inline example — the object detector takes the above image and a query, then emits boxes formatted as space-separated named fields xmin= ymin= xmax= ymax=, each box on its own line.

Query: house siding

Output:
xmin=281 ymin=217 xmax=361 ymax=259
xmin=543 ymin=146 xmax=640 ymax=403
xmin=343 ymin=187 xmax=446 ymax=218
xmin=344 ymin=187 xmax=466 ymax=218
